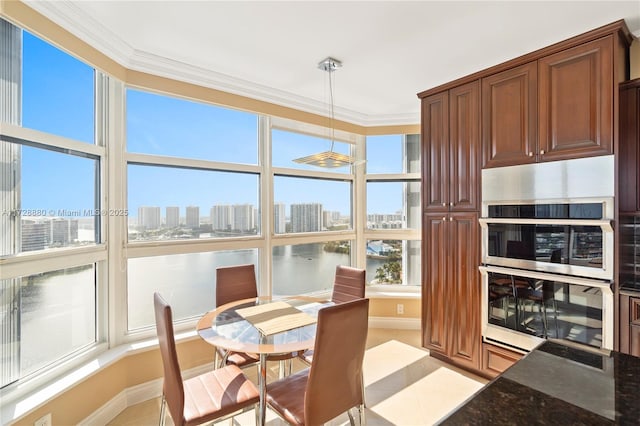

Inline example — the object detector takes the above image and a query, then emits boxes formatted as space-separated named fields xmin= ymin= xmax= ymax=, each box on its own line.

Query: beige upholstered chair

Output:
xmin=299 ymin=265 xmax=366 ymax=364
xmin=215 ymin=264 xmax=296 ymax=373
xmin=153 ymin=292 xmax=259 ymax=426
xmin=215 ymin=264 xmax=261 ymax=368
xmin=267 ymin=298 xmax=369 ymax=425
xmin=331 ymin=265 xmax=366 ymax=304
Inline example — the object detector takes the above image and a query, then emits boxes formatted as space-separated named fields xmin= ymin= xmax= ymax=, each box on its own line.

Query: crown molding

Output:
xmin=23 ymin=0 xmax=136 ymax=65
xmin=21 ymin=0 xmax=419 ymax=127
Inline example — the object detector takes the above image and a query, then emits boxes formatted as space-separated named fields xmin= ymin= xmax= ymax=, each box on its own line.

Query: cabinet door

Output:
xmin=422 ymin=92 xmax=449 ymax=212
xmin=448 ymin=212 xmax=481 ymax=370
xmin=619 ymin=85 xmax=640 ymax=212
xmin=449 ymin=81 xmax=480 ymax=210
xmin=482 ymin=62 xmax=537 ymax=168
xmin=422 ymin=214 xmax=450 ymax=355
xmin=538 ymin=36 xmax=613 ymax=161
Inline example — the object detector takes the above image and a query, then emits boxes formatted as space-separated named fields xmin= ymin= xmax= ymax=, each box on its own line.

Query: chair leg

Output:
xmin=214 ymin=349 xmax=220 ymax=369
xmin=358 ymin=403 xmax=366 ymax=425
xmin=159 ymin=394 xmax=167 ymax=426
xmin=347 ymin=409 xmax=356 ymax=426
xmin=361 ymin=371 xmax=367 ymax=408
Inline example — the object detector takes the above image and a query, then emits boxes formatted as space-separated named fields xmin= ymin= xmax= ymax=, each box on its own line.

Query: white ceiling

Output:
xmin=24 ymin=1 xmax=640 ymax=126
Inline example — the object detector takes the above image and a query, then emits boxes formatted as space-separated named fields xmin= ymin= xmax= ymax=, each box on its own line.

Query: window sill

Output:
xmin=366 ymin=285 xmax=421 ymax=299
xmin=1 ymin=330 xmax=198 ymax=425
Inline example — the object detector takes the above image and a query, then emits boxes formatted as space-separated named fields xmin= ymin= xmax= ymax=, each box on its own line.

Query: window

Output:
xmin=1 ymin=265 xmax=96 ymax=387
xmin=0 ymin=19 xmax=104 ymax=389
xmin=128 ymin=165 xmax=260 ymax=241
xmin=272 ymin=129 xmax=352 ymax=174
xmin=127 ymin=89 xmax=258 ymax=164
xmin=365 ymin=134 xmax=421 ymax=286
xmin=22 ymin=31 xmax=95 ymax=143
xmin=272 ymin=241 xmax=352 ymax=295
xmin=366 ymin=134 xmax=420 ymax=174
xmin=127 ymin=250 xmax=258 ymax=330
xmin=1 ymin=143 xmax=99 ymax=256
xmin=366 ymin=240 xmax=421 ymax=286
xmin=273 ymin=176 xmax=352 ymax=233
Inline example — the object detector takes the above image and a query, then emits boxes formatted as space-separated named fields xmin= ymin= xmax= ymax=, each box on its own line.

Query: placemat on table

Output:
xmin=235 ymin=300 xmax=316 ymax=335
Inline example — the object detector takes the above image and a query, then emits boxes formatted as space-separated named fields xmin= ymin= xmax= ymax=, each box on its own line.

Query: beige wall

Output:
xmin=369 ymin=297 xmax=421 ymax=318
xmin=17 ymin=339 xmax=215 ymax=425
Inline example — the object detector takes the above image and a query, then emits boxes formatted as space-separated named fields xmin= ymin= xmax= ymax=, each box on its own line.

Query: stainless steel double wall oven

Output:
xmin=479 ymin=156 xmax=615 ymax=352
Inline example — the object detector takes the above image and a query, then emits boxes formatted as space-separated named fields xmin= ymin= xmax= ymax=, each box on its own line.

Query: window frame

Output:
xmin=364 ymin=134 xmax=421 ymax=289
xmin=0 ymin=58 xmax=108 ymax=393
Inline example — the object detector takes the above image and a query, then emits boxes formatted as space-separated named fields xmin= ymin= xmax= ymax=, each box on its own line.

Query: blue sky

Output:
xmin=19 ymin=30 xmax=405 ymax=217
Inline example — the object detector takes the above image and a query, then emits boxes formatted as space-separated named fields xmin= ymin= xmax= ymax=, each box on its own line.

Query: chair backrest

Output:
xmin=304 ymin=298 xmax=369 ymax=424
xmin=216 ymin=264 xmax=258 ymax=307
xmin=154 ymin=292 xmax=185 ymax=425
xmin=331 ymin=265 xmax=366 ymax=304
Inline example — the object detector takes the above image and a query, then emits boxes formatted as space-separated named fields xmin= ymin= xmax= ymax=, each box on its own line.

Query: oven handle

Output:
xmin=479 ymin=265 xmax=612 ymax=289
xmin=478 ymin=218 xmax=613 ymax=231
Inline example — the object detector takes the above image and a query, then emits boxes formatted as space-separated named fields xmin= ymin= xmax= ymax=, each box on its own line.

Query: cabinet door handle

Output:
xmin=540 ymin=149 xmax=545 ymax=155
xmin=528 ymin=152 xmax=533 ymax=157
xmin=442 ymin=217 xmax=447 ymax=221
xmin=449 ymin=202 xmax=453 ymax=207
xmin=449 ymin=217 xmax=453 ymax=221
xmin=442 ymin=203 xmax=446 ymax=207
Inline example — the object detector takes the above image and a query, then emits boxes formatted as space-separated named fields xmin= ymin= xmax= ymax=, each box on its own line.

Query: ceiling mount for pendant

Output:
xmin=293 ymin=57 xmax=353 ymax=169
xmin=317 ymin=57 xmax=342 ymax=73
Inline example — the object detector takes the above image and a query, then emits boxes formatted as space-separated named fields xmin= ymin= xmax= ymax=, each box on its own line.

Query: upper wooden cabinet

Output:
xmin=482 ymin=62 xmax=538 ymax=168
xmin=538 ymin=36 xmax=614 ymax=162
xmin=422 ymin=81 xmax=480 ymax=212
xmin=619 ymin=78 xmax=640 ymax=213
xmin=483 ymin=36 xmax=615 ymax=167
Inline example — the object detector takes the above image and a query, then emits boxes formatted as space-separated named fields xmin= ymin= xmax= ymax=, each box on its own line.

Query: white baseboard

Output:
xmin=78 ymin=362 xmax=215 ymax=425
xmin=369 ymin=316 xmax=420 ymax=330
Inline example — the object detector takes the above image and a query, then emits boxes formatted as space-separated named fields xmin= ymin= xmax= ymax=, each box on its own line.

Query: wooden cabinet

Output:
xmin=620 ymin=293 xmax=640 ymax=357
xmin=619 ymin=79 xmax=640 ymax=213
xmin=483 ymin=35 xmax=619 ymax=168
xmin=423 ymin=212 xmax=481 ymax=371
xmin=482 ymin=62 xmax=538 ymax=168
xmin=422 ymin=81 xmax=480 ymax=212
xmin=538 ymin=36 xmax=614 ymax=162
xmin=481 ymin=343 xmax=524 ymax=378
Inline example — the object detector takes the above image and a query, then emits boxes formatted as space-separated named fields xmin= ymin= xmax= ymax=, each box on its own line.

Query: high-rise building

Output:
xmin=138 ymin=206 xmax=161 ymax=230
xmin=185 ymin=206 xmax=200 ymax=228
xmin=50 ymin=218 xmax=78 ymax=246
xmin=165 ymin=206 xmax=179 ymax=228
xmin=291 ymin=203 xmax=322 ymax=233
xmin=211 ymin=204 xmax=233 ymax=231
xmin=274 ymin=202 xmax=286 ymax=234
xmin=233 ymin=204 xmax=254 ymax=232
xmin=21 ymin=219 xmax=46 ymax=252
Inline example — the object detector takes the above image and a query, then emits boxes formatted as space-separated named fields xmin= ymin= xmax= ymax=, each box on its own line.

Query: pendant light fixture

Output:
xmin=293 ymin=57 xmax=353 ymax=168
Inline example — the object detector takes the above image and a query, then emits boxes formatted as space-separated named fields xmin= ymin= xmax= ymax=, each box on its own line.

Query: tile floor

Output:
xmin=107 ymin=329 xmax=487 ymax=426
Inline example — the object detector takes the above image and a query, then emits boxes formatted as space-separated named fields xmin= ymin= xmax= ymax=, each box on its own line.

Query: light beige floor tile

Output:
xmin=107 ymin=328 xmax=487 ymax=426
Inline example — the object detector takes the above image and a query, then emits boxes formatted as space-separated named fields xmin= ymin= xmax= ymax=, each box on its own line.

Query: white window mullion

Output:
xmin=105 ymin=77 xmax=128 ymax=347
xmin=260 ymin=115 xmax=272 ymax=297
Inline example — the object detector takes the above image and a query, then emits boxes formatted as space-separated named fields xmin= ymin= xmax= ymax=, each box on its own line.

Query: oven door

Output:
xmin=479 ymin=218 xmax=614 ymax=280
xmin=479 ymin=265 xmax=614 ymax=352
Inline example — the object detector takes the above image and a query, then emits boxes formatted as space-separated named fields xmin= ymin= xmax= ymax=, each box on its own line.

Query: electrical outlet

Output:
xmin=34 ymin=413 xmax=51 ymax=426
xmin=396 ymin=303 xmax=404 ymax=315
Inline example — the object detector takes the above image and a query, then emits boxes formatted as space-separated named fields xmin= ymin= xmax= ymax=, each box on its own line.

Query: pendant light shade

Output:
xmin=293 ymin=57 xmax=353 ymax=168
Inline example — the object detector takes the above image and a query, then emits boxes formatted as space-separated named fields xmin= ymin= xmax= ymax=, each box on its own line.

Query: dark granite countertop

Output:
xmin=438 ymin=341 xmax=640 ymax=425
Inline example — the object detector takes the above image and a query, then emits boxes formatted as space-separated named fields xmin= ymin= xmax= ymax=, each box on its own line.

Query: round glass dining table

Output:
xmin=197 ymin=296 xmax=332 ymax=425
